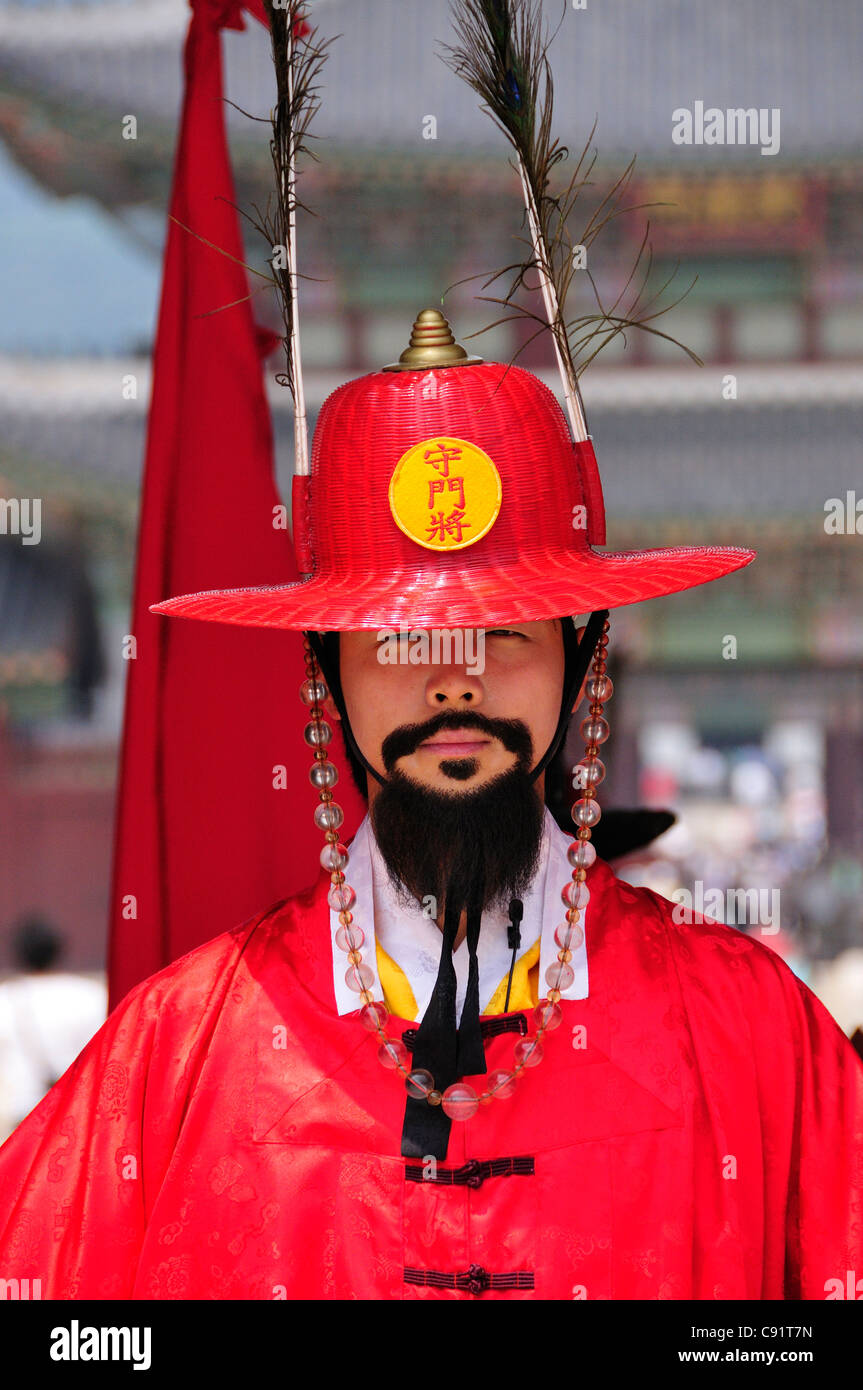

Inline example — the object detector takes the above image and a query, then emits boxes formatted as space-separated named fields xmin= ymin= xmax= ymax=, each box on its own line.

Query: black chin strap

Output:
xmin=527 ymin=609 xmax=608 ymax=785
xmin=306 ymin=629 xmax=386 ymax=787
xmin=503 ymin=897 xmax=524 ymax=1013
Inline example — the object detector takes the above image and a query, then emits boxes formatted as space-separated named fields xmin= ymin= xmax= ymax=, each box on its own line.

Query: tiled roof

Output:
xmin=0 ymin=0 xmax=860 ymax=160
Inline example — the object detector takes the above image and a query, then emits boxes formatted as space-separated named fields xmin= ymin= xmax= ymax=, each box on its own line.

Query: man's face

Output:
xmin=329 ymin=622 xmax=568 ymax=800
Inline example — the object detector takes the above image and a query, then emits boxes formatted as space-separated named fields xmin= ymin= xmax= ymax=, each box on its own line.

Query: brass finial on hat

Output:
xmin=382 ymin=307 xmax=484 ymax=372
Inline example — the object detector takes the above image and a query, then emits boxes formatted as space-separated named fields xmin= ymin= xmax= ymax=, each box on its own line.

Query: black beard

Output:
xmin=370 ymin=712 xmax=546 ymax=918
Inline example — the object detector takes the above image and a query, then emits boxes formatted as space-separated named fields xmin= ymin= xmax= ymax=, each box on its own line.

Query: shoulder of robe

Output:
xmin=614 ymin=870 xmax=862 ymax=1072
xmin=597 ymin=861 xmax=791 ymax=978
xmin=103 ymin=885 xmax=319 ymax=1033
xmin=0 ymin=887 xmax=326 ymax=1140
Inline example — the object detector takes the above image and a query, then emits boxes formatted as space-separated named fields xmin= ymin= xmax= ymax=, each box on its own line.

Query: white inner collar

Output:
xmin=329 ymin=807 xmax=589 ymax=1020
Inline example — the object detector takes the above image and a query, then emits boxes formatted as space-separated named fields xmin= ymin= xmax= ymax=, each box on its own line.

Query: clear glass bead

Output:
xmin=561 ymin=880 xmax=591 ymax=909
xmin=314 ymin=802 xmax=344 ymax=832
xmin=299 ymin=678 xmax=328 ymax=706
xmin=580 ymin=716 xmax=609 ymax=745
xmin=545 ymin=961 xmax=575 ymax=992
xmin=309 ymin=762 xmax=338 ymax=790
xmin=555 ymin=922 xmax=573 ymax=950
xmin=534 ymin=1000 xmax=563 ymax=1032
xmin=485 ymin=1069 xmax=517 ymax=1099
xmin=571 ymin=757 xmax=606 ymax=791
xmin=554 ymin=921 xmax=584 ymax=951
xmin=304 ymin=719 xmax=333 ymax=748
xmin=327 ymin=882 xmax=356 ymax=912
xmin=405 ymin=1069 xmax=435 ymax=1099
xmin=377 ymin=1038 xmax=408 ymax=1070
xmin=567 ymin=840 xmax=597 ymax=871
xmin=335 ymin=923 xmax=364 ymax=953
xmin=360 ymin=1001 xmax=388 ymax=1031
xmin=320 ymin=842 xmax=349 ymax=872
xmin=441 ymin=1083 xmax=479 ymax=1121
xmin=586 ymin=674 xmax=613 ymax=702
xmin=571 ymin=797 xmax=601 ymax=828
xmin=514 ymin=1038 xmax=544 ymax=1068
xmin=345 ymin=962 xmax=375 ymax=993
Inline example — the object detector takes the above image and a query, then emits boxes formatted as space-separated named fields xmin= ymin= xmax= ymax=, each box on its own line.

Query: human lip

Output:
xmin=418 ymin=730 xmax=491 ymax=755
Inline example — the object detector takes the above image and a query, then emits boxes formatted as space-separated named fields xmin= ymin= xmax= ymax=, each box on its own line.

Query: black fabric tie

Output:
xmin=401 ymin=889 xmax=487 ymax=1160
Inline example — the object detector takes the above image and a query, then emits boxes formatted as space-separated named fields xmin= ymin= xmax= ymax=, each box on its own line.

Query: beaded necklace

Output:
xmin=300 ymin=620 xmax=612 ymax=1124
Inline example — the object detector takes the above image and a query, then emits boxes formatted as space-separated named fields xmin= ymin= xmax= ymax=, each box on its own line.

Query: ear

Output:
xmin=570 ymin=624 xmax=588 ymax=712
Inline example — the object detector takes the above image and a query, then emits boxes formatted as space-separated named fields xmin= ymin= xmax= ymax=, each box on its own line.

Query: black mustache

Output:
xmin=380 ymin=710 xmax=533 ymax=770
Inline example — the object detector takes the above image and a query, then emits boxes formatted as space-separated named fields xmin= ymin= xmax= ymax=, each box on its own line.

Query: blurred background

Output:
xmin=1 ymin=0 xmax=862 ymax=1132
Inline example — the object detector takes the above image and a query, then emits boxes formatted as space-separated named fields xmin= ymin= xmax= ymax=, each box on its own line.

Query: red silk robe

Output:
xmin=0 ymin=856 xmax=861 ymax=1300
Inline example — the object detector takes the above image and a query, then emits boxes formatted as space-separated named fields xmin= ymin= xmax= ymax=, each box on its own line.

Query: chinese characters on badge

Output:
xmin=389 ymin=436 xmax=502 ymax=552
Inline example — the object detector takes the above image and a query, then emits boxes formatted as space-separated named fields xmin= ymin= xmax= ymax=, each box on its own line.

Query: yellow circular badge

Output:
xmin=388 ymin=436 xmax=502 ymax=552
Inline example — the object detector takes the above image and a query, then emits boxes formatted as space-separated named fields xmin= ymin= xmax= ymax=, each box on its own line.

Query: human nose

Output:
xmin=425 ymin=666 xmax=485 ymax=708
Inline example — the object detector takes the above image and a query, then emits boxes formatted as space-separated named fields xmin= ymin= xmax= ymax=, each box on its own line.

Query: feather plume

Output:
xmin=441 ymin=0 xmax=699 ymax=442
xmin=247 ymin=3 xmax=334 ymax=476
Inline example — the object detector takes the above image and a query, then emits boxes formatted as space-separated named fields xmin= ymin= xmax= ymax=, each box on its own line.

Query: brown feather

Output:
xmin=246 ymin=3 xmax=335 ymax=403
xmin=441 ymin=0 xmax=701 ymax=425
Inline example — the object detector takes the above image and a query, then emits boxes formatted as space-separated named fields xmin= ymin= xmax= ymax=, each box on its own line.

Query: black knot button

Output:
xmin=466 ymin=1263 xmax=490 ymax=1296
xmin=462 ymin=1159 xmax=484 ymax=1189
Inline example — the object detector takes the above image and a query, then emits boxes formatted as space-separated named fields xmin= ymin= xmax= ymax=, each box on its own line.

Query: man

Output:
xmin=0 ymin=311 xmax=860 ymax=1300
xmin=0 ymin=917 xmax=106 ymax=1143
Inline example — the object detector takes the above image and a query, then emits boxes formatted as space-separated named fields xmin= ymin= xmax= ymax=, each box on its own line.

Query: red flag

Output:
xmin=108 ymin=0 xmax=363 ymax=1008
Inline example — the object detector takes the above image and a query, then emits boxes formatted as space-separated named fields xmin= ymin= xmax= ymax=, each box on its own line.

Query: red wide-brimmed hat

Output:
xmin=151 ymin=311 xmax=754 ymax=631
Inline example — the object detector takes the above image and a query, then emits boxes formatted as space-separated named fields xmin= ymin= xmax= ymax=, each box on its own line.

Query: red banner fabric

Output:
xmin=107 ymin=0 xmax=363 ymax=1009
